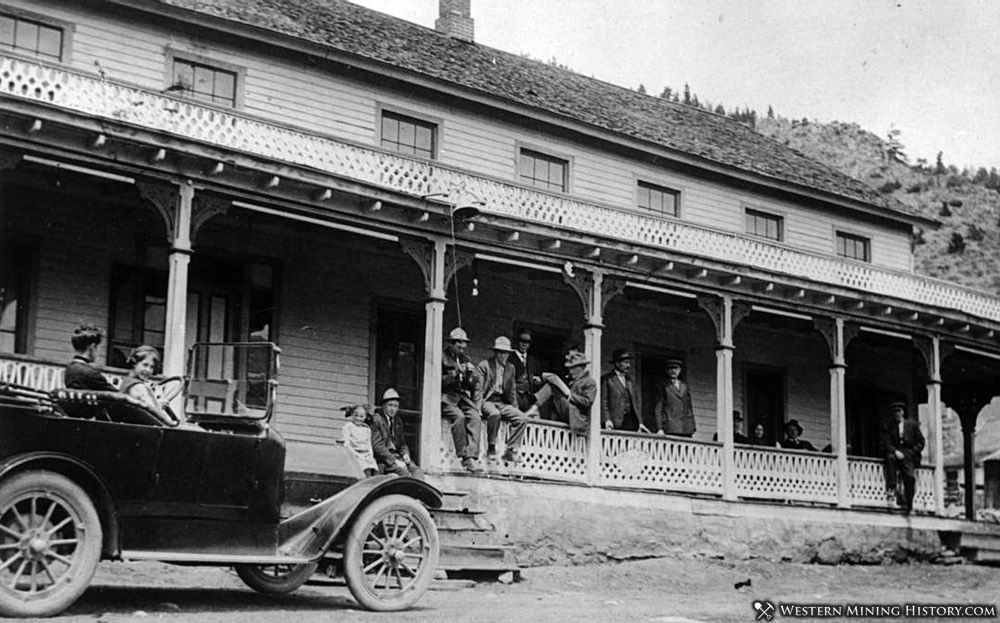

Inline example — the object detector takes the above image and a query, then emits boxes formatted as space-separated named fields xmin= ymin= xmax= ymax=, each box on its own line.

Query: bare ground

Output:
xmin=41 ymin=556 xmax=1000 ymax=623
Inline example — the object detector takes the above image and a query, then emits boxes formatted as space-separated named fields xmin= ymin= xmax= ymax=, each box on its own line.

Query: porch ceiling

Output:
xmin=3 ymin=54 xmax=1000 ymax=350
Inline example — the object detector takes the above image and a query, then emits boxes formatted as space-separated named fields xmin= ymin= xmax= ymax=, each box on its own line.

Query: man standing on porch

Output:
xmin=442 ymin=327 xmax=484 ymax=473
xmin=476 ymin=336 xmax=529 ymax=464
xmin=601 ymin=349 xmax=646 ymax=432
xmin=653 ymin=358 xmax=696 ymax=437
xmin=511 ymin=328 xmax=543 ymax=412
xmin=65 ymin=324 xmax=117 ymax=391
xmin=882 ymin=400 xmax=925 ymax=514
xmin=525 ymin=350 xmax=596 ymax=436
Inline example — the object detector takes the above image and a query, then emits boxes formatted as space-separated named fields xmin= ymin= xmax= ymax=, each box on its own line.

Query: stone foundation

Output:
xmin=431 ymin=475 xmax=946 ymax=567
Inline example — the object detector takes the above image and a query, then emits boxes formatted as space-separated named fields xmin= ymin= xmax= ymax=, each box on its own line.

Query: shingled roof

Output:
xmin=148 ymin=0 xmax=922 ymax=220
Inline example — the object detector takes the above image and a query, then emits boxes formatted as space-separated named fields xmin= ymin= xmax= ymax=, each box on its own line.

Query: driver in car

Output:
xmin=120 ymin=345 xmax=181 ymax=424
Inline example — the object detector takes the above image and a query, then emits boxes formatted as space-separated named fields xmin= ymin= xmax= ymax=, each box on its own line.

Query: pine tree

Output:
xmin=660 ymin=86 xmax=673 ymax=100
xmin=935 ymin=151 xmax=946 ymax=175
xmin=714 ymin=104 xmax=726 ymax=115
xmin=637 ymin=83 xmax=647 ymax=94
xmin=767 ymin=105 xmax=774 ymax=119
xmin=683 ymin=83 xmax=691 ymax=105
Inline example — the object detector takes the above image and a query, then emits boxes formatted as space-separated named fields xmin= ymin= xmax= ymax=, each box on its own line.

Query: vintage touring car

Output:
xmin=0 ymin=342 xmax=441 ymax=618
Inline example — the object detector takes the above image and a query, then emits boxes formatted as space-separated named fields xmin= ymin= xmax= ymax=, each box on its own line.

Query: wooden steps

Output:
xmin=958 ymin=531 xmax=1000 ymax=564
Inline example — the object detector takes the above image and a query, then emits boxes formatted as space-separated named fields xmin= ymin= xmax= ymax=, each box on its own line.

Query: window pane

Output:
xmin=398 ymin=121 xmax=415 ymax=148
xmin=637 ymin=185 xmax=650 ymax=210
xmin=381 ymin=116 xmax=397 ymax=144
xmin=193 ymin=66 xmax=213 ymax=97
xmin=0 ymin=17 xmax=15 ymax=47
xmin=214 ymin=70 xmax=235 ymax=103
xmin=14 ymin=20 xmax=37 ymax=52
xmin=519 ymin=153 xmax=533 ymax=179
xmin=173 ymin=61 xmax=193 ymax=90
xmin=36 ymin=25 xmax=60 ymax=59
xmin=415 ymin=125 xmax=432 ymax=153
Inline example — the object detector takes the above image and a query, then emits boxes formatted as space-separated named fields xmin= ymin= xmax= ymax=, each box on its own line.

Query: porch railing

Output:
xmin=4 ymin=53 xmax=1000 ymax=324
xmin=734 ymin=445 xmax=838 ymax=504
xmin=599 ymin=430 xmax=723 ymax=494
xmin=0 ymin=356 xmax=123 ymax=391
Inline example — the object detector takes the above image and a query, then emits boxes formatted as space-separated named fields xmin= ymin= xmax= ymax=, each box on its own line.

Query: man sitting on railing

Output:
xmin=881 ymin=400 xmax=925 ymax=514
xmin=64 ymin=324 xmax=117 ymax=391
xmin=476 ymin=336 xmax=528 ymax=464
xmin=525 ymin=350 xmax=596 ymax=436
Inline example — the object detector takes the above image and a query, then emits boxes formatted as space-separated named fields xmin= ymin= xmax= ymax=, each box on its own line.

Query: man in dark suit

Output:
xmin=64 ymin=324 xmax=117 ymax=391
xmin=441 ymin=327 xmax=483 ymax=473
xmin=601 ymin=349 xmax=646 ymax=432
xmin=882 ymin=400 xmax=925 ymax=514
xmin=370 ymin=388 xmax=423 ymax=480
xmin=510 ymin=328 xmax=543 ymax=412
xmin=476 ymin=336 xmax=528 ymax=463
xmin=526 ymin=350 xmax=596 ymax=436
xmin=653 ymin=358 xmax=695 ymax=437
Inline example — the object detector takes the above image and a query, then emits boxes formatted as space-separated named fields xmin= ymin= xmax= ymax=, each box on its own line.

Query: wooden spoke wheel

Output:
xmin=0 ymin=471 xmax=102 ymax=618
xmin=234 ymin=562 xmax=318 ymax=595
xmin=342 ymin=494 xmax=439 ymax=611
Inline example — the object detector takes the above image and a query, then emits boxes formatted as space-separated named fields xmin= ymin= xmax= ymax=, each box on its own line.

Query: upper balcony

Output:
xmin=3 ymin=53 xmax=1000 ymax=329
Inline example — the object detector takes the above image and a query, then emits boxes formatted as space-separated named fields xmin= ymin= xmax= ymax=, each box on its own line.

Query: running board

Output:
xmin=120 ymin=551 xmax=314 ymax=564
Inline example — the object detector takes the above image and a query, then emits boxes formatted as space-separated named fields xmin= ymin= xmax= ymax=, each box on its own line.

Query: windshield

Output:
xmin=184 ymin=342 xmax=278 ymax=421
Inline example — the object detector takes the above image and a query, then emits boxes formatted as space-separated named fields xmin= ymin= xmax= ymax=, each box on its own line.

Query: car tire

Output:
xmin=234 ymin=562 xmax=319 ymax=595
xmin=0 ymin=470 xmax=102 ymax=618
xmin=342 ymin=494 xmax=440 ymax=612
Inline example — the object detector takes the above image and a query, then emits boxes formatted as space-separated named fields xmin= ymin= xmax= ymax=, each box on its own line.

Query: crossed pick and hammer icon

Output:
xmin=754 ymin=601 xmax=775 ymax=621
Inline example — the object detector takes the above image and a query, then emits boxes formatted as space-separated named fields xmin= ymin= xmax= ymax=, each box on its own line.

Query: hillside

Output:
xmin=755 ymin=116 xmax=1000 ymax=293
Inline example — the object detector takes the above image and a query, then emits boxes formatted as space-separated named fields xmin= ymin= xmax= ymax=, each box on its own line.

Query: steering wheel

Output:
xmin=154 ymin=376 xmax=185 ymax=403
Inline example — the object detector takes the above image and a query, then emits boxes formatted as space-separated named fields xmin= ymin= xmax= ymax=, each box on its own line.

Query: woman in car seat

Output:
xmin=120 ymin=345 xmax=171 ymax=421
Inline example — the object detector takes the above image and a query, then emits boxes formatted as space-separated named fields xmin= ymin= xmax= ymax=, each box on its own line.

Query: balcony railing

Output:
xmin=3 ymin=54 xmax=1000 ymax=323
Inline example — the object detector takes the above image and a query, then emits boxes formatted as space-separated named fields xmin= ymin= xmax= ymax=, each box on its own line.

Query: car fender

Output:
xmin=0 ymin=451 xmax=121 ymax=558
xmin=277 ymin=475 xmax=441 ymax=560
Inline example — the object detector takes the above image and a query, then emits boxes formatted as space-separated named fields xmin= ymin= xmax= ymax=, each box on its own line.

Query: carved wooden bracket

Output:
xmin=400 ymin=238 xmax=436 ymax=298
xmin=135 ymin=180 xmax=179 ymax=242
xmin=912 ymin=335 xmax=940 ymax=382
xmin=444 ymin=249 xmax=475 ymax=290
xmin=813 ymin=317 xmax=859 ymax=364
xmin=191 ymin=194 xmax=230 ymax=239
xmin=601 ymin=276 xmax=627 ymax=316
xmin=696 ymin=295 xmax=750 ymax=346
xmin=562 ymin=268 xmax=620 ymax=325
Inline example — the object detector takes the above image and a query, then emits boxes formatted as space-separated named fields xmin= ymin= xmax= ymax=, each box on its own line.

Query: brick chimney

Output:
xmin=435 ymin=0 xmax=474 ymax=42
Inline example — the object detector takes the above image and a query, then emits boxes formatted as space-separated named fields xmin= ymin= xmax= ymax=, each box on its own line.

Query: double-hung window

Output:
xmin=518 ymin=149 xmax=568 ymax=193
xmin=380 ymin=111 xmax=436 ymax=159
xmin=745 ymin=208 xmax=783 ymax=241
xmin=836 ymin=231 xmax=871 ymax=262
xmin=637 ymin=181 xmax=679 ymax=217
xmin=0 ymin=11 xmax=64 ymax=61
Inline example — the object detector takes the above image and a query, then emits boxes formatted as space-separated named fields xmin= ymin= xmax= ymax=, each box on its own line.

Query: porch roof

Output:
xmin=138 ymin=0 xmax=928 ymax=224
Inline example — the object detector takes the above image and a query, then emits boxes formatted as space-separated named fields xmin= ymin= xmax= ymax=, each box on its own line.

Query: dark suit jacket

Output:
xmin=476 ymin=356 xmax=517 ymax=406
xmin=510 ymin=351 xmax=543 ymax=410
xmin=882 ymin=418 xmax=925 ymax=467
xmin=653 ymin=380 xmax=696 ymax=435
xmin=600 ymin=371 xmax=639 ymax=429
xmin=64 ymin=356 xmax=117 ymax=391
xmin=369 ymin=408 xmax=410 ymax=468
xmin=442 ymin=346 xmax=479 ymax=408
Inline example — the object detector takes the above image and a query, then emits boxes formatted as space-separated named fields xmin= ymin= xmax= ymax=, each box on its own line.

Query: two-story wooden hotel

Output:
xmin=3 ymin=0 xmax=1000 ymax=549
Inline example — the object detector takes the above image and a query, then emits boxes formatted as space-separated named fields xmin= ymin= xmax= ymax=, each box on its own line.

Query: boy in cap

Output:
xmin=442 ymin=327 xmax=484 ymax=473
xmin=881 ymin=400 xmax=925 ymax=513
xmin=65 ymin=323 xmax=117 ymax=391
xmin=525 ymin=349 xmax=596 ymax=436
xmin=601 ymin=348 xmax=645 ymax=432
xmin=653 ymin=358 xmax=695 ymax=437
xmin=370 ymin=388 xmax=424 ymax=480
xmin=476 ymin=336 xmax=529 ymax=463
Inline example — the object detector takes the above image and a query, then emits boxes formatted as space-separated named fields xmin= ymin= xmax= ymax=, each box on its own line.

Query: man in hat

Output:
xmin=476 ymin=336 xmax=529 ymax=463
xmin=511 ymin=327 xmax=544 ymax=412
xmin=713 ymin=410 xmax=749 ymax=444
xmin=525 ymin=349 xmax=596 ymax=436
xmin=601 ymin=348 xmax=646 ymax=432
xmin=370 ymin=388 xmax=424 ymax=480
xmin=881 ymin=400 xmax=925 ymax=514
xmin=779 ymin=419 xmax=817 ymax=451
xmin=442 ymin=327 xmax=484 ymax=473
xmin=653 ymin=358 xmax=696 ymax=437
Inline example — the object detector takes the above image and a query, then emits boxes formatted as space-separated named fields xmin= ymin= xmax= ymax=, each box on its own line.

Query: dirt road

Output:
xmin=51 ymin=556 xmax=999 ymax=622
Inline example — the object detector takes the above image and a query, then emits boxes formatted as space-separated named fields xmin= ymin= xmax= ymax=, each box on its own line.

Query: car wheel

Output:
xmin=342 ymin=494 xmax=439 ymax=612
xmin=0 ymin=470 xmax=102 ymax=618
xmin=234 ymin=562 xmax=319 ymax=595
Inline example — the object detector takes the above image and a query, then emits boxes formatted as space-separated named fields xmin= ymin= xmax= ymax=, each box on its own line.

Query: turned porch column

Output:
xmin=563 ymin=266 xmax=626 ymax=484
xmin=915 ymin=335 xmax=946 ymax=515
xmin=815 ymin=316 xmax=856 ymax=508
xmin=698 ymin=295 xmax=750 ymax=501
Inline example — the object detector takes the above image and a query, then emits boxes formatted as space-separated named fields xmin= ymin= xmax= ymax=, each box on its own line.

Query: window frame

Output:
xmin=0 ymin=4 xmax=73 ymax=64
xmin=376 ymin=104 xmax=441 ymax=160
xmin=834 ymin=229 xmax=872 ymax=263
xmin=744 ymin=207 xmax=785 ymax=242
xmin=515 ymin=143 xmax=572 ymax=194
xmin=636 ymin=179 xmax=681 ymax=218
xmin=0 ymin=235 xmax=37 ymax=356
xmin=165 ymin=49 xmax=245 ymax=110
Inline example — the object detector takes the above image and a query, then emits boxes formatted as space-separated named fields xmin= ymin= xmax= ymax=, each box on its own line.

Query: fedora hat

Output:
xmin=784 ymin=419 xmax=803 ymax=435
xmin=610 ymin=348 xmax=632 ymax=363
xmin=564 ymin=350 xmax=589 ymax=368
xmin=491 ymin=336 xmax=514 ymax=352
xmin=381 ymin=388 xmax=401 ymax=403
xmin=448 ymin=327 xmax=470 ymax=342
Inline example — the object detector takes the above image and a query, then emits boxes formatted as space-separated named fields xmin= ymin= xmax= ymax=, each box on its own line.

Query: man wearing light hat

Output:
xmin=525 ymin=349 xmax=597 ymax=436
xmin=881 ymin=400 xmax=924 ymax=514
xmin=442 ymin=327 xmax=484 ymax=473
xmin=370 ymin=388 xmax=424 ymax=480
xmin=476 ymin=336 xmax=529 ymax=464
xmin=601 ymin=348 xmax=645 ymax=432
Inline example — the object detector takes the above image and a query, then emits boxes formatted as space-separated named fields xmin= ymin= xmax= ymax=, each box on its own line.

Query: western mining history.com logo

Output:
xmin=753 ymin=600 xmax=997 ymax=620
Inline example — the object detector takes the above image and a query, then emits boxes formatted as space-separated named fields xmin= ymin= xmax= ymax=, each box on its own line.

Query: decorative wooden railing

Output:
xmin=599 ymin=431 xmax=723 ymax=494
xmin=4 ymin=53 xmax=1000 ymax=323
xmin=0 ymin=356 xmax=123 ymax=390
xmin=735 ymin=445 xmax=839 ymax=504
xmin=849 ymin=456 xmax=935 ymax=513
